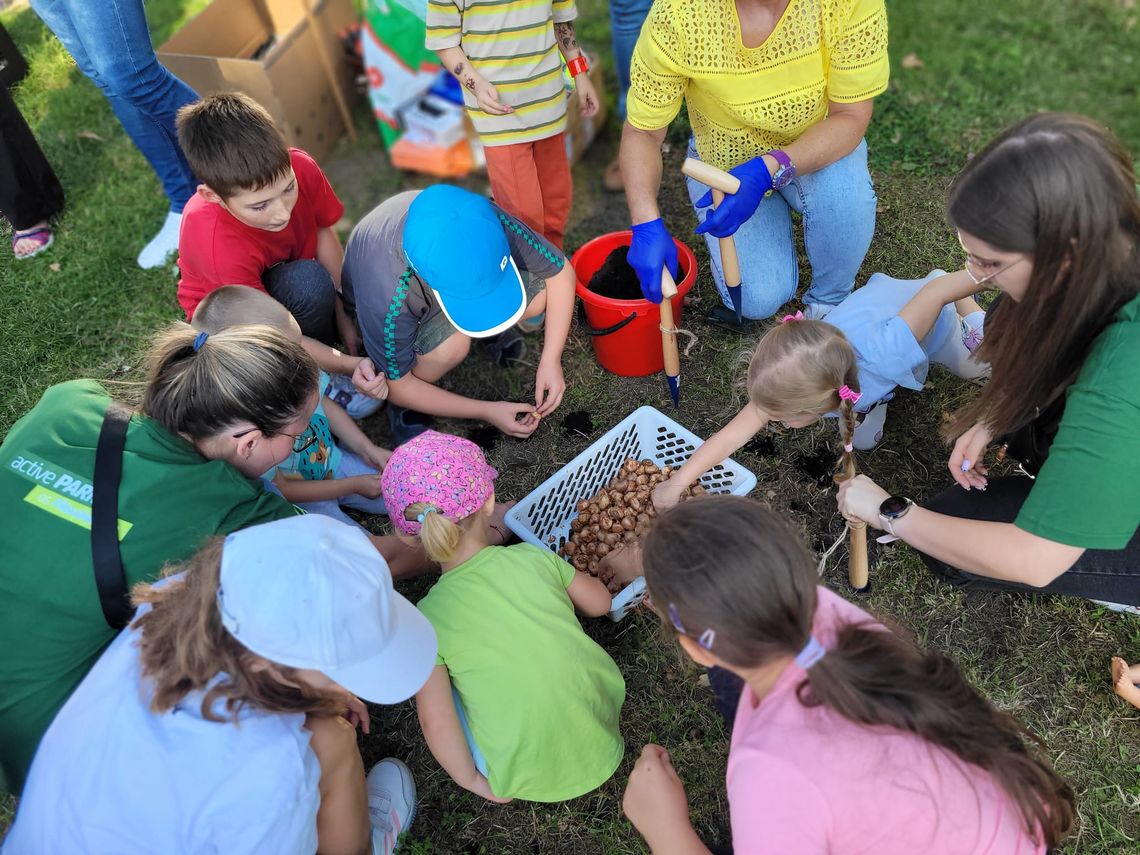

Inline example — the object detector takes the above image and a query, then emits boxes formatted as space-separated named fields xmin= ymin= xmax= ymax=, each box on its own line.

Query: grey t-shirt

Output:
xmin=341 ymin=191 xmax=565 ymax=380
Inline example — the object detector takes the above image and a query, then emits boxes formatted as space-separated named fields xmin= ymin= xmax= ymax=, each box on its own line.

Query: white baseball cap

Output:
xmin=215 ymin=515 xmax=437 ymax=704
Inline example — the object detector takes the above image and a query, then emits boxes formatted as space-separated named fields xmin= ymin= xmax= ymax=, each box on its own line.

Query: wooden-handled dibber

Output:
xmin=834 ymin=464 xmax=870 ymax=592
xmin=847 ymin=520 xmax=869 ymax=591
xmin=660 ymin=268 xmax=681 ymax=408
xmin=681 ymin=158 xmax=744 ymax=324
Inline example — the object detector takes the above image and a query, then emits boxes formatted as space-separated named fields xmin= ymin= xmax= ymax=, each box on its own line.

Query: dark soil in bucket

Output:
xmin=587 ymin=246 xmax=643 ymax=300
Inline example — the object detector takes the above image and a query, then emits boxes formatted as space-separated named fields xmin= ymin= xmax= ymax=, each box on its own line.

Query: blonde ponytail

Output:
xmin=404 ymin=502 xmax=477 ymax=563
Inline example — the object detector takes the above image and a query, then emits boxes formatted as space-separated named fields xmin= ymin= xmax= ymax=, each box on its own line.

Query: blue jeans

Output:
xmin=685 ymin=138 xmax=877 ymax=320
xmin=262 ymin=259 xmax=339 ymax=345
xmin=296 ymin=450 xmax=388 ymax=528
xmin=30 ymin=0 xmax=198 ymax=212
xmin=608 ymin=0 xmax=654 ymax=118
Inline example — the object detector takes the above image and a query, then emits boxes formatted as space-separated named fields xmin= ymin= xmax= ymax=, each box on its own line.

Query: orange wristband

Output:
xmin=567 ymin=56 xmax=589 ymax=78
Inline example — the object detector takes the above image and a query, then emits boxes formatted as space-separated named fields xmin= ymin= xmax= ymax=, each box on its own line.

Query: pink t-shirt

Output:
xmin=727 ymin=587 xmax=1044 ymax=854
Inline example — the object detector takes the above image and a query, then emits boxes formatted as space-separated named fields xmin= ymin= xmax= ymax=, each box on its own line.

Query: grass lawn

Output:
xmin=3 ymin=0 xmax=1140 ymax=851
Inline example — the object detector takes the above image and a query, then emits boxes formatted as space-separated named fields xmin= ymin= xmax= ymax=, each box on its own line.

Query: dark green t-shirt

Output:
xmin=1016 ymin=293 xmax=1140 ymax=548
xmin=0 ymin=381 xmax=299 ymax=794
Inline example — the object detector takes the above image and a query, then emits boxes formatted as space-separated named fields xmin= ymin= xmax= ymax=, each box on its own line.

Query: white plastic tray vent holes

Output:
xmin=506 ymin=407 xmax=758 ymax=620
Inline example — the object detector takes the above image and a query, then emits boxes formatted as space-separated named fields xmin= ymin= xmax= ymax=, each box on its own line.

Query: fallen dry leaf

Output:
xmin=901 ymin=52 xmax=925 ymax=70
xmin=77 ymin=130 xmax=103 ymax=142
xmin=49 ymin=262 xmax=61 ymax=272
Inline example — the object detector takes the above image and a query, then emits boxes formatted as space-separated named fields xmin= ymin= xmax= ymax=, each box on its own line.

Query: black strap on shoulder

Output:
xmin=91 ymin=400 xmax=134 ymax=630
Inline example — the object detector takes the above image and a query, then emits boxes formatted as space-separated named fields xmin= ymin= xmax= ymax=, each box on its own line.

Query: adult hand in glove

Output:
xmin=628 ymin=218 xmax=679 ymax=304
xmin=693 ymin=156 xmax=774 ymax=239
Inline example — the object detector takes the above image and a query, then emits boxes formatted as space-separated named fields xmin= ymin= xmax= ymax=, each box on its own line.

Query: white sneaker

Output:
xmin=804 ymin=301 xmax=837 ymax=321
xmin=851 ymin=401 xmax=888 ymax=450
xmin=326 ymin=373 xmax=384 ymax=420
xmin=137 ymin=211 xmax=183 ymax=269
xmin=1094 ymin=600 xmax=1140 ymax=617
xmin=368 ymin=758 xmax=417 ymax=855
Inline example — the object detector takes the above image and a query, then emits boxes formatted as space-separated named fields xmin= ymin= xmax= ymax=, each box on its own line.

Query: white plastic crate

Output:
xmin=505 ymin=406 xmax=758 ymax=620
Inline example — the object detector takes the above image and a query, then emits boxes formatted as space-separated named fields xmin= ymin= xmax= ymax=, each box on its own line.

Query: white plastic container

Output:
xmin=505 ymin=406 xmax=758 ymax=620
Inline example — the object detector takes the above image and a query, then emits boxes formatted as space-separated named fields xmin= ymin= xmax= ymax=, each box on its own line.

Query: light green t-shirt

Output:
xmin=0 ymin=380 xmax=300 ymax=794
xmin=417 ymin=544 xmax=625 ymax=802
xmin=1016 ymin=293 xmax=1140 ymax=548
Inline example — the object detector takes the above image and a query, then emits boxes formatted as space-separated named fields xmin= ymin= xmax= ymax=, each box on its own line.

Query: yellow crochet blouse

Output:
xmin=627 ymin=0 xmax=889 ymax=171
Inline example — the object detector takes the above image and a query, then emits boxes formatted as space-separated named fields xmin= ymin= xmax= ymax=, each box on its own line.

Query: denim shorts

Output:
xmin=413 ymin=272 xmax=547 ymax=356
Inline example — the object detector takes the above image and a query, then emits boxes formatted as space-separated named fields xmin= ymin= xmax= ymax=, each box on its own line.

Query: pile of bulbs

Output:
xmin=560 ymin=458 xmax=706 ymax=590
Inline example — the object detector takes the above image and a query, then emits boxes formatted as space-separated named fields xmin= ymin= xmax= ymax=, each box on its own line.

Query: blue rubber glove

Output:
xmin=693 ymin=156 xmax=774 ymax=239
xmin=628 ymin=218 xmax=679 ymax=304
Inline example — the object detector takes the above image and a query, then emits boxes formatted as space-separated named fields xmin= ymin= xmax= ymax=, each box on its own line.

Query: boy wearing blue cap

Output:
xmin=341 ymin=185 xmax=577 ymax=444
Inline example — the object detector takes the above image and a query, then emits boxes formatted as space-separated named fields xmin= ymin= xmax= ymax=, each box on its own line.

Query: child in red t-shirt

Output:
xmin=175 ymin=94 xmax=383 ymax=416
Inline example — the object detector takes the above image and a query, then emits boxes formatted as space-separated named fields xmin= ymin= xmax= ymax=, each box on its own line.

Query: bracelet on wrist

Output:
xmin=567 ymin=56 xmax=589 ymax=78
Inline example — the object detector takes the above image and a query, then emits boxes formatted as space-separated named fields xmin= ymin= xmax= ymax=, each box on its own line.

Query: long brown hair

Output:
xmin=140 ymin=322 xmax=317 ymax=442
xmin=945 ymin=112 xmax=1140 ymax=439
xmin=747 ymin=318 xmax=860 ymax=480
xmin=642 ymin=497 xmax=1075 ymax=848
xmin=131 ymin=538 xmax=343 ymax=721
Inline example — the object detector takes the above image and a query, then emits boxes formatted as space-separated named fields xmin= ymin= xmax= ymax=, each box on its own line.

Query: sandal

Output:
xmin=13 ymin=226 xmax=53 ymax=260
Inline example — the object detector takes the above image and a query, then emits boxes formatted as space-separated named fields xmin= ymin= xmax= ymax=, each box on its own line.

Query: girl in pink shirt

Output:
xmin=622 ymin=496 xmax=1074 ymax=854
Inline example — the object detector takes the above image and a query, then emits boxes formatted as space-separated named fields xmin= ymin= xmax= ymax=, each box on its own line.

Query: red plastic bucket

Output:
xmin=571 ymin=231 xmax=697 ymax=377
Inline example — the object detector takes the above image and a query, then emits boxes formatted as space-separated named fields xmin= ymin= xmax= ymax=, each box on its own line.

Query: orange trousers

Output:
xmin=483 ymin=132 xmax=571 ymax=251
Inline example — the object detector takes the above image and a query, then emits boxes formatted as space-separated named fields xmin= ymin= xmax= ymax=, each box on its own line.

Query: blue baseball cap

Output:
xmin=402 ymin=185 xmax=527 ymax=338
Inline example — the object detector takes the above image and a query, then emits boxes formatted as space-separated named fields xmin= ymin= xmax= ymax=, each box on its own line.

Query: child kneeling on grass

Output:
xmin=177 ymin=93 xmax=384 ymax=418
xmin=193 ymin=286 xmax=393 ymax=527
xmin=381 ymin=430 xmax=626 ymax=803
xmin=654 ymin=268 xmax=990 ymax=511
xmin=4 ymin=515 xmax=437 ymax=855
xmin=622 ymin=496 xmax=1075 ymax=853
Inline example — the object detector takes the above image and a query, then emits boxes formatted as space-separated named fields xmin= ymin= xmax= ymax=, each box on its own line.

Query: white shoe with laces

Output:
xmin=368 ymin=758 xmax=417 ymax=855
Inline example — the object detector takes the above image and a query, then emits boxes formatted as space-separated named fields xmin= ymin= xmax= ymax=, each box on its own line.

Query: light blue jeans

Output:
xmin=297 ymin=451 xmax=388 ymax=528
xmin=30 ymin=0 xmax=199 ymax=211
xmin=685 ymin=137 xmax=878 ymax=320
xmin=608 ymin=0 xmax=654 ymax=118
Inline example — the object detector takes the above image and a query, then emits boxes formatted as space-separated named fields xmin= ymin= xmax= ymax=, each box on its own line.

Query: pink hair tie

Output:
xmin=843 ymin=443 xmax=854 ymax=453
xmin=781 ymin=311 xmax=805 ymax=324
xmin=837 ymin=385 xmax=861 ymax=404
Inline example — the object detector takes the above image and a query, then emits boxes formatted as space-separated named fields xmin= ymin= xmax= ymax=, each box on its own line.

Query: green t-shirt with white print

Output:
xmin=0 ymin=380 xmax=299 ymax=794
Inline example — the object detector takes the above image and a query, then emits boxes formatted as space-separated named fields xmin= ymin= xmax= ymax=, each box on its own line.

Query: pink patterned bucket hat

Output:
xmin=381 ymin=430 xmax=498 ymax=535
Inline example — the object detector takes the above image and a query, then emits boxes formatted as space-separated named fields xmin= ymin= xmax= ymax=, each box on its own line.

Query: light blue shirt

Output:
xmin=825 ymin=270 xmax=960 ymax=412
xmin=4 ymin=596 xmax=321 ymax=854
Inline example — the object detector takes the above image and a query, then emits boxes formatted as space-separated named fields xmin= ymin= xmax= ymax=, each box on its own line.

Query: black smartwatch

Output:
xmin=878 ymin=496 xmax=914 ymax=538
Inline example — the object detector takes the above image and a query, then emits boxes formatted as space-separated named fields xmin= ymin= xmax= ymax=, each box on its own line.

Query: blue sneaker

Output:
xmin=325 ymin=373 xmax=384 ymax=420
xmin=387 ymin=404 xmax=433 ymax=447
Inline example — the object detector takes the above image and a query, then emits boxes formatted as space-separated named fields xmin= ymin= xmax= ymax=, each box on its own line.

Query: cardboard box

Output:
xmin=564 ymin=57 xmax=607 ymax=166
xmin=158 ymin=0 xmax=357 ymax=162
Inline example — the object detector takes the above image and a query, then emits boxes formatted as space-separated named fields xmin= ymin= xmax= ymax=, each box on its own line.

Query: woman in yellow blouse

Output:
xmin=620 ymin=0 xmax=889 ymax=320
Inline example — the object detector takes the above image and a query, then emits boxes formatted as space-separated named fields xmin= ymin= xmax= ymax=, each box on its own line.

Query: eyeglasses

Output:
xmin=958 ymin=233 xmax=1024 ymax=287
xmin=233 ymin=424 xmax=318 ymax=453
xmin=965 ymin=255 xmax=1024 ymax=287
